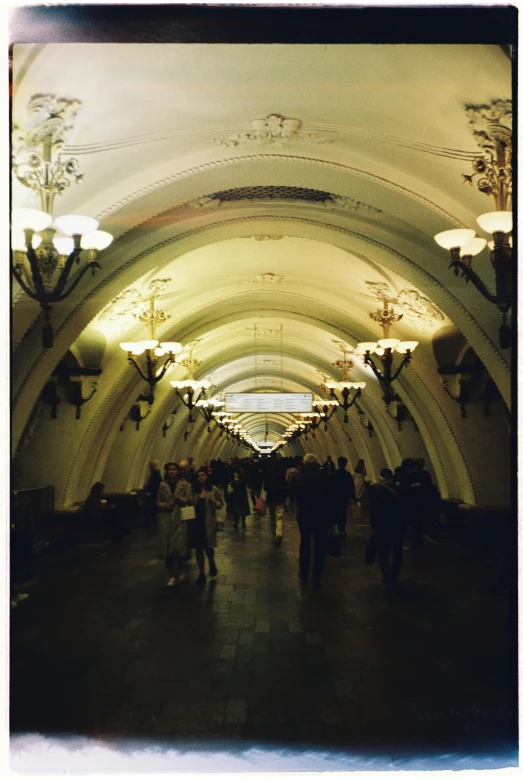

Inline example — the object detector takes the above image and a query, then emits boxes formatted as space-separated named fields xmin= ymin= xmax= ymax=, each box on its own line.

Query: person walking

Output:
xmin=156 ymin=462 xmax=192 ymax=586
xmin=228 ymin=471 xmax=250 ymax=529
xmin=190 ymin=468 xmax=223 ymax=585
xmin=369 ymin=467 xmax=404 ymax=584
xmin=351 ymin=458 xmax=367 ymax=522
xmin=322 ymin=455 xmax=336 ymax=475
xmin=288 ymin=453 xmax=330 ymax=589
xmin=330 ymin=456 xmax=356 ymax=536
xmin=264 ymin=452 xmax=288 ymax=545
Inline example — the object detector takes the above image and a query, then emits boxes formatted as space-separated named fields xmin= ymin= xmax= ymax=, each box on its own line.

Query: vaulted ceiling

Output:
xmin=11 ymin=34 xmax=513 ymax=507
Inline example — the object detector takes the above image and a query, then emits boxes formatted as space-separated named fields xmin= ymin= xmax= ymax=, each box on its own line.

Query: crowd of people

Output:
xmin=84 ymin=452 xmax=440 ymax=592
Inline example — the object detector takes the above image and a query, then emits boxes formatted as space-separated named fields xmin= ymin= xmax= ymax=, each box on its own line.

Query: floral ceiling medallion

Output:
xmin=214 ymin=114 xmax=331 ymax=147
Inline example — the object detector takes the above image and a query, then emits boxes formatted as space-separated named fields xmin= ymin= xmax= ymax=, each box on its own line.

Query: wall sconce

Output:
xmin=385 ymin=394 xmax=407 ymax=431
xmin=357 ymin=299 xmax=418 ymax=405
xmin=130 ymin=402 xmax=151 ymax=431
xmin=356 ymin=406 xmax=373 ymax=437
xmin=170 ymin=345 xmax=210 ymax=422
xmin=68 ymin=379 xmax=98 ymax=419
xmin=120 ymin=297 xmax=182 ymax=405
xmin=324 ymin=346 xmax=366 ymax=422
xmin=434 ymin=104 xmax=512 ymax=348
xmin=11 ymin=94 xmax=113 ymax=347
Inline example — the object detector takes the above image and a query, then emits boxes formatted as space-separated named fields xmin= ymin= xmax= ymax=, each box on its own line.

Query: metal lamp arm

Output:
xmin=341 ymin=387 xmax=362 ymax=410
xmin=449 ymin=260 xmax=499 ymax=305
xmin=22 ymin=246 xmax=48 ymax=300
xmin=12 ymin=263 xmax=45 ymax=302
xmin=389 ymin=354 xmax=411 ymax=382
xmin=127 ymin=356 xmax=151 ymax=384
xmin=364 ymin=354 xmax=384 ymax=382
xmin=51 ymin=247 xmax=84 ymax=298
xmin=153 ymin=357 xmax=175 ymax=384
xmin=55 ymin=261 xmax=101 ymax=302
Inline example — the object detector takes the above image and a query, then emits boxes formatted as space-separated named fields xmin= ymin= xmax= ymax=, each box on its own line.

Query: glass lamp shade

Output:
xmin=324 ymin=379 xmax=337 ymax=389
xmin=54 ymin=214 xmax=99 ymax=236
xmin=120 ymin=341 xmax=139 ymax=353
xmin=377 ymin=338 xmax=401 ymax=350
xmin=138 ymin=339 xmax=158 ymax=351
xmin=476 ymin=211 xmax=512 ymax=235
xmin=159 ymin=341 xmax=183 ymax=354
xmin=12 ymin=207 xmax=53 ymax=233
xmin=53 ymin=236 xmax=75 ymax=256
xmin=11 ymin=231 xmax=42 ymax=251
xmin=396 ymin=341 xmax=419 ymax=354
xmin=351 ymin=382 xmax=367 ymax=389
xmin=154 ymin=347 xmax=165 ymax=357
xmin=434 ymin=228 xmax=476 ymax=250
xmin=374 ymin=346 xmax=385 ymax=357
xmin=460 ymin=237 xmax=487 ymax=257
xmin=81 ymin=230 xmax=113 ymax=251
xmin=357 ymin=341 xmax=378 ymax=354
xmin=338 ymin=381 xmax=355 ymax=389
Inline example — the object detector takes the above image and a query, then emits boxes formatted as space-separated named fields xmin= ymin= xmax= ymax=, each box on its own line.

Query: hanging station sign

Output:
xmin=225 ymin=393 xmax=313 ymax=413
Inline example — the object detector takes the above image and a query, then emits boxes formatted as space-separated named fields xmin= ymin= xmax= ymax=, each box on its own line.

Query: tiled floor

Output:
xmin=10 ymin=508 xmax=517 ymax=763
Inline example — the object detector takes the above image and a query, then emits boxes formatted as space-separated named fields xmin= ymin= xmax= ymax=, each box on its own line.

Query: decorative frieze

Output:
xmin=465 ymin=99 xmax=512 ymax=150
xmin=365 ymin=281 xmax=444 ymax=324
xmin=98 ymin=278 xmax=172 ymax=330
xmin=214 ymin=114 xmax=331 ymax=147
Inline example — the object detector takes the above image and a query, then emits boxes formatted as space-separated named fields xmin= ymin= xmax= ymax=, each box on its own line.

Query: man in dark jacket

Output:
xmin=288 ymin=453 xmax=330 ymax=588
xmin=369 ymin=467 xmax=404 ymax=583
xmin=264 ymin=452 xmax=288 ymax=545
xmin=330 ymin=456 xmax=356 ymax=536
xmin=322 ymin=455 xmax=336 ymax=475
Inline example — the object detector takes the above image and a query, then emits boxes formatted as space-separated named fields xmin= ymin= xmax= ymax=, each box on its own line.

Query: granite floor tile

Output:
xmin=10 ymin=514 xmax=515 ymax=758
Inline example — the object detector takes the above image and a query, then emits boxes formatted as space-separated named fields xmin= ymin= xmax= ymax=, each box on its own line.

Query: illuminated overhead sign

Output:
xmin=256 ymin=441 xmax=276 ymax=447
xmin=225 ymin=393 xmax=313 ymax=413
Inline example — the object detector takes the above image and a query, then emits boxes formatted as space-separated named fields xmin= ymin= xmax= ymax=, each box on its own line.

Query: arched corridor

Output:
xmin=9 ymin=5 xmax=517 ymax=772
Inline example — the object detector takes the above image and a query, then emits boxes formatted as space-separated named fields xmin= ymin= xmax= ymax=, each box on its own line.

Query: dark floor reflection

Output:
xmin=10 ymin=510 xmax=516 ymax=763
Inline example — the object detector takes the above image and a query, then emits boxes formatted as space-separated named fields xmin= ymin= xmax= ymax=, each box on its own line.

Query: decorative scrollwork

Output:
xmin=214 ymin=114 xmax=331 ymax=147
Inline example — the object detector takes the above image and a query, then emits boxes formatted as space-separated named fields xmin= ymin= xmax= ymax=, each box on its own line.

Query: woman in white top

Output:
xmin=352 ymin=458 xmax=367 ymax=500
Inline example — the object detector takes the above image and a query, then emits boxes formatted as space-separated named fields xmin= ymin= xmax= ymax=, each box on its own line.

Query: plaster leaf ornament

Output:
xmin=396 ymin=289 xmax=445 ymax=323
xmin=260 ymin=329 xmax=281 ymax=337
xmin=144 ymin=278 xmax=171 ymax=298
xmin=98 ymin=287 xmax=143 ymax=323
xmin=465 ymin=99 xmax=512 ymax=150
xmin=463 ymin=100 xmax=512 ymax=207
xmin=253 ymin=235 xmax=284 ymax=241
xmin=12 ymin=94 xmax=84 ymax=205
xmin=365 ymin=281 xmax=393 ymax=300
xmin=214 ymin=114 xmax=331 ymax=147
xmin=327 ymin=195 xmax=383 ymax=214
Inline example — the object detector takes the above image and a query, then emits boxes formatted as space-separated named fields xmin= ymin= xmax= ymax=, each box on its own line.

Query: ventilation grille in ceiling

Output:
xmin=213 ymin=186 xmax=332 ymax=202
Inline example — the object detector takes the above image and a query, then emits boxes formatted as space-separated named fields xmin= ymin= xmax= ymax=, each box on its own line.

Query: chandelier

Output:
xmin=120 ymin=296 xmax=182 ymax=405
xmin=357 ymin=299 xmax=418 ymax=405
xmin=170 ymin=344 xmax=211 ymax=422
xmin=325 ymin=345 xmax=366 ymax=422
xmin=11 ymin=94 xmax=113 ymax=348
xmin=434 ymin=101 xmax=512 ymax=348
